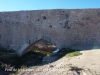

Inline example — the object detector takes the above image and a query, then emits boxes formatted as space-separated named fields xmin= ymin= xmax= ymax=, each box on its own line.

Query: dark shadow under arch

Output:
xmin=21 ymin=39 xmax=56 ymax=56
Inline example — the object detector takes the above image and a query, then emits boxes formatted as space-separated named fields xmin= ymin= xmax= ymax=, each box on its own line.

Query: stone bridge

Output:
xmin=0 ymin=9 xmax=100 ymax=52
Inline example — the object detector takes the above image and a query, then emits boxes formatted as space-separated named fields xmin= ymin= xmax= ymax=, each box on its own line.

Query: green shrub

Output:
xmin=34 ymin=49 xmax=40 ymax=53
xmin=65 ymin=51 xmax=82 ymax=57
xmin=57 ymin=48 xmax=82 ymax=58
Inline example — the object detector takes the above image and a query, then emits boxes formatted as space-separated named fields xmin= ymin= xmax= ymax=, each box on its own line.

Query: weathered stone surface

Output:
xmin=0 ymin=9 xmax=100 ymax=51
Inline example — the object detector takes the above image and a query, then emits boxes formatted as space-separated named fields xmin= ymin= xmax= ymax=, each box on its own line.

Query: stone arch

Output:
xmin=18 ymin=39 xmax=56 ymax=56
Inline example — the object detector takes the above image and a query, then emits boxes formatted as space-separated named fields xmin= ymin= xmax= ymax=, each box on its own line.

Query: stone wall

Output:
xmin=0 ymin=9 xmax=100 ymax=51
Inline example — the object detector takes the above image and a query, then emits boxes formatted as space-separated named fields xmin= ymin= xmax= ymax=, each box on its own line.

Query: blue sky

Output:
xmin=0 ymin=0 xmax=100 ymax=11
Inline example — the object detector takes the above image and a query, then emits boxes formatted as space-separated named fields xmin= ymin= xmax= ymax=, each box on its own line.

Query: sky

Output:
xmin=0 ymin=0 xmax=100 ymax=11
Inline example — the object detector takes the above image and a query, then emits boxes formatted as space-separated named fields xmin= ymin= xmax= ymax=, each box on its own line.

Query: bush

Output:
xmin=57 ymin=48 xmax=82 ymax=58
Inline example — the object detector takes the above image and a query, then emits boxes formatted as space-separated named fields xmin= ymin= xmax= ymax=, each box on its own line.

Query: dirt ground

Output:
xmin=18 ymin=45 xmax=100 ymax=75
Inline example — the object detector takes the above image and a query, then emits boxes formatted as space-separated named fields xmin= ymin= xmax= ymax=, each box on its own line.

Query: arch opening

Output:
xmin=18 ymin=39 xmax=57 ymax=57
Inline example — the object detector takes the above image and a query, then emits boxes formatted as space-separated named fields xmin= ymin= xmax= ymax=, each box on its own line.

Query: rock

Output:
xmin=82 ymin=70 xmax=93 ymax=75
xmin=49 ymin=65 xmax=54 ymax=68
